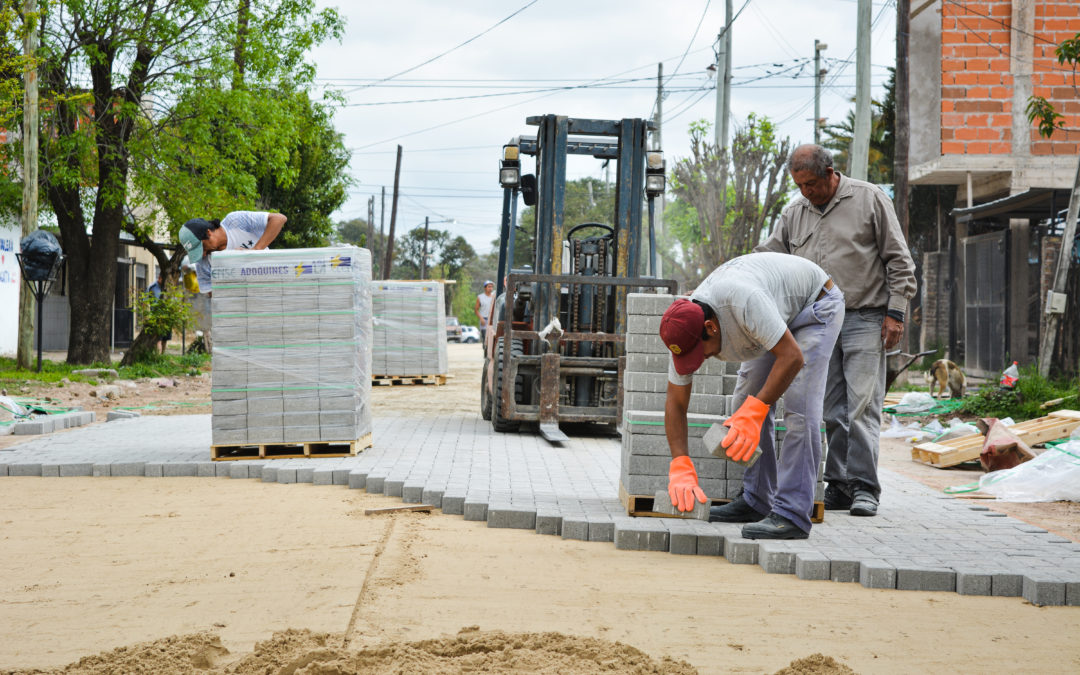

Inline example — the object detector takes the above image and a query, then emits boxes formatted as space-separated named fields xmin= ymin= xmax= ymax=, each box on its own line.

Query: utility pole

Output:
xmin=367 ymin=196 xmax=374 ymax=248
xmin=714 ymin=0 xmax=733 ymax=257
xmin=895 ymin=0 xmax=910 ymax=240
xmin=653 ymin=62 xmax=664 ymax=277
xmin=384 ymin=145 xmax=402 ymax=280
xmin=851 ymin=0 xmax=872 ymax=181
xmin=813 ymin=40 xmax=828 ymax=145
xmin=378 ymin=185 xmax=386 ymax=278
xmin=713 ymin=0 xmax=733 ymax=152
xmin=17 ymin=0 xmax=39 ymax=371
xmin=421 ymin=216 xmax=429 ymax=280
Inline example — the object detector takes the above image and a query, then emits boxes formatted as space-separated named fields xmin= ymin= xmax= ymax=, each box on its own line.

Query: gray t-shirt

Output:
xmin=668 ymin=252 xmax=829 ymax=385
xmin=195 ymin=211 xmax=270 ymax=293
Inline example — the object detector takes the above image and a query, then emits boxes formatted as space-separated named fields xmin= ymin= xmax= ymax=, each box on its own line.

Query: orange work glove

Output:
xmin=721 ymin=395 xmax=770 ymax=463
xmin=668 ymin=455 xmax=707 ymax=512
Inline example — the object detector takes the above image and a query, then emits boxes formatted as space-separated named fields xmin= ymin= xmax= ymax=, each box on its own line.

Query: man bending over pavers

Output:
xmin=661 ymin=252 xmax=843 ymax=540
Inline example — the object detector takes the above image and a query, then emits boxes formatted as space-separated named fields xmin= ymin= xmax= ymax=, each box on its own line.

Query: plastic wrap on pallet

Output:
xmin=371 ymin=281 xmax=448 ymax=376
xmin=209 ymin=247 xmax=373 ymax=445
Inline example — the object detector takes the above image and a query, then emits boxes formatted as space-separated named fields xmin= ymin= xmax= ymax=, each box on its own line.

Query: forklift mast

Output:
xmin=486 ymin=115 xmax=675 ymax=442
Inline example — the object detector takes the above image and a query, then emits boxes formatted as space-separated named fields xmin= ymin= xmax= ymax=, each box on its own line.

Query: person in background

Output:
xmin=755 ymin=144 xmax=916 ymax=517
xmin=147 ymin=270 xmax=170 ymax=354
xmin=475 ymin=279 xmax=495 ymax=342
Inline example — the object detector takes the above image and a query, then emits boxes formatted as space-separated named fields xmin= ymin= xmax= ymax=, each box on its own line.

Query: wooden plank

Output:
xmin=618 ymin=482 xmax=824 ymax=524
xmin=211 ymin=432 xmax=374 ymax=461
xmin=364 ymin=504 xmax=434 ymax=515
xmin=372 ymin=374 xmax=446 ymax=386
xmin=911 ymin=410 xmax=1080 ymax=468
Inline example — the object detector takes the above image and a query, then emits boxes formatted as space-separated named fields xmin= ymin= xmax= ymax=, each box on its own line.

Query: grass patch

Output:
xmin=957 ymin=364 xmax=1079 ymax=421
xmin=0 ymin=352 xmax=210 ymax=385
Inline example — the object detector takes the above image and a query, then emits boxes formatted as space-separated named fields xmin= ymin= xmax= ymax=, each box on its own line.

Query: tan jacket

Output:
xmin=756 ymin=173 xmax=916 ymax=315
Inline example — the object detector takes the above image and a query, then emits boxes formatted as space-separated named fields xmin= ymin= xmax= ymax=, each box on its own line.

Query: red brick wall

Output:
xmin=941 ymin=0 xmax=1080 ymax=156
xmin=1031 ymin=1 xmax=1080 ymax=155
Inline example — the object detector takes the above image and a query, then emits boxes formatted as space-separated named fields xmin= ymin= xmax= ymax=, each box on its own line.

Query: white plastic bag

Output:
xmin=933 ymin=417 xmax=980 ymax=443
xmin=892 ymin=391 xmax=937 ymax=413
xmin=977 ymin=439 xmax=1080 ymax=502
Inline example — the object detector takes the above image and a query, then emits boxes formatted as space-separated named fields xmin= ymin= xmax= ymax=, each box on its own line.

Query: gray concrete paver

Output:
xmin=2 ymin=413 xmax=1079 ymax=603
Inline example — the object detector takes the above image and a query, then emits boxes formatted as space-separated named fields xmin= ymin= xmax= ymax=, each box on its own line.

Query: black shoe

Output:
xmin=741 ymin=512 xmax=809 ymax=540
xmin=823 ymin=484 xmax=853 ymax=510
xmin=708 ymin=495 xmax=767 ymax=523
xmin=850 ymin=490 xmax=878 ymax=517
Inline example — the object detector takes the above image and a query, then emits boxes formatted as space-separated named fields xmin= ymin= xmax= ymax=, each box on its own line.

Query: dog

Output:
xmin=927 ymin=359 xmax=966 ymax=399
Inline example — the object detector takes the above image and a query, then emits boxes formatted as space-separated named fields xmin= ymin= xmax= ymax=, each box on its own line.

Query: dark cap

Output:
xmin=659 ymin=299 xmax=706 ymax=375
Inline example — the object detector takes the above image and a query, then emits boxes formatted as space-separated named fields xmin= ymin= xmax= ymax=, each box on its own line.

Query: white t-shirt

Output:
xmin=476 ymin=292 xmax=494 ymax=326
xmin=668 ymin=252 xmax=829 ymax=385
xmin=195 ymin=211 xmax=270 ymax=293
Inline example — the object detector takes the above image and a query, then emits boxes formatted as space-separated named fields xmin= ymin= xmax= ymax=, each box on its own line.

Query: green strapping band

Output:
xmin=216 ymin=310 xmax=355 ymax=318
xmin=212 ymin=385 xmax=355 ymax=393
xmin=216 ymin=341 xmax=358 ymax=350
xmin=626 ymin=419 xmax=712 ymax=428
xmin=216 ymin=280 xmax=358 ymax=289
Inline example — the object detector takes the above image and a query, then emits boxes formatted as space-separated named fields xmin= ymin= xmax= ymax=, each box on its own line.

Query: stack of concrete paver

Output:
xmin=371 ymin=281 xmax=448 ymax=377
xmin=210 ymin=247 xmax=373 ymax=445
xmin=620 ymin=292 xmax=825 ymax=504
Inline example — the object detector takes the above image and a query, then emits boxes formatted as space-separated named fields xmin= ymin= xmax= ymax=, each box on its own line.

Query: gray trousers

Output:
xmin=822 ymin=308 xmax=887 ymax=499
xmin=736 ymin=285 xmax=844 ymax=533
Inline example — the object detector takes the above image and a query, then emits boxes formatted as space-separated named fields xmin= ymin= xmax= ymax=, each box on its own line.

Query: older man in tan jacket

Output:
xmin=756 ymin=144 xmax=916 ymax=517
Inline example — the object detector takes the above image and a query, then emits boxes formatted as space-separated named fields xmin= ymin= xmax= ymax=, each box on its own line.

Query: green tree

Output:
xmin=822 ymin=69 xmax=896 ymax=184
xmin=667 ymin=115 xmax=791 ymax=286
xmin=22 ymin=0 xmax=343 ymax=364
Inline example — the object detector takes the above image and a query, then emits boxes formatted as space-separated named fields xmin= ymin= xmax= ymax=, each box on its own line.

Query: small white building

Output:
xmin=0 ymin=217 xmax=20 ymax=357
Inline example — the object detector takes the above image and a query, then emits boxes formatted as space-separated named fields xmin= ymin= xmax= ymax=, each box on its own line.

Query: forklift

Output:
xmin=481 ymin=115 xmax=677 ymax=442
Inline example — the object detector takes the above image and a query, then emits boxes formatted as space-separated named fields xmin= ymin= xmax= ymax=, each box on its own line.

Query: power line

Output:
xmin=344 ymin=0 xmax=539 ymax=94
xmin=666 ymin=0 xmax=713 ymax=87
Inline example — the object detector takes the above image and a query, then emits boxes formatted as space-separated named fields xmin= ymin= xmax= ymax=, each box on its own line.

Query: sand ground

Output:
xmin=1 ymin=344 xmax=1079 ymax=673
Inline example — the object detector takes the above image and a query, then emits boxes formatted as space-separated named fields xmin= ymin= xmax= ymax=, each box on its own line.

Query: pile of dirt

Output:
xmin=773 ymin=653 xmax=857 ymax=675
xmin=5 ymin=628 xmax=700 ymax=675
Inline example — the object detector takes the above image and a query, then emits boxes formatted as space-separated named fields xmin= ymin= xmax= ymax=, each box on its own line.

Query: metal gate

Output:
xmin=963 ymin=231 xmax=1007 ymax=378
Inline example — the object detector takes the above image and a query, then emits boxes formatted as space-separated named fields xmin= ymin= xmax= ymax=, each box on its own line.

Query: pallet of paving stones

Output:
xmin=911 ymin=410 xmax=1080 ymax=468
xmin=371 ymin=281 xmax=448 ymax=377
xmin=371 ymin=374 xmax=447 ymax=386
xmin=618 ymin=483 xmax=826 ymax=524
xmin=211 ymin=432 xmax=374 ymax=461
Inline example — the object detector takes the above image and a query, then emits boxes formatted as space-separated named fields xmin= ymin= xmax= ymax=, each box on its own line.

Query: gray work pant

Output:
xmin=822 ymin=307 xmax=887 ymax=499
xmin=736 ymin=285 xmax=845 ymax=533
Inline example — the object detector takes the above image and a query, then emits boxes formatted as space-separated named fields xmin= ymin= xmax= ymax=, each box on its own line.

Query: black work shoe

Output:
xmin=741 ymin=513 xmax=809 ymax=540
xmin=850 ymin=490 xmax=878 ymax=517
xmin=708 ymin=495 xmax=767 ymax=523
xmin=823 ymin=484 xmax=853 ymax=510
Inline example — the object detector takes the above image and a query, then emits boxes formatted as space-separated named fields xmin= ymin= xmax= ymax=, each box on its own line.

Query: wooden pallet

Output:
xmin=911 ymin=410 xmax=1080 ymax=468
xmin=372 ymin=374 xmax=446 ymax=386
xmin=618 ymin=483 xmax=824 ymax=523
xmin=212 ymin=432 xmax=373 ymax=461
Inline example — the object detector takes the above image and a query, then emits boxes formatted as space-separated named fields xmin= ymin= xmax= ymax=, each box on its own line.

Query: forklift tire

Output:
xmin=492 ymin=339 xmax=523 ymax=432
xmin=480 ymin=358 xmax=493 ymax=421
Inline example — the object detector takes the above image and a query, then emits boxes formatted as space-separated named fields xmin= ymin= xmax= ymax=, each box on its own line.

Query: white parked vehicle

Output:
xmin=460 ymin=325 xmax=481 ymax=343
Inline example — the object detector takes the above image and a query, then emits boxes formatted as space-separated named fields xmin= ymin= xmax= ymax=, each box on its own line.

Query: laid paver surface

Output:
xmin=3 ymin=414 xmax=1079 ymax=604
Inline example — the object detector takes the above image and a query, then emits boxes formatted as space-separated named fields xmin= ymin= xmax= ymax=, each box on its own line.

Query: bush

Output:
xmin=958 ymin=364 xmax=1079 ymax=420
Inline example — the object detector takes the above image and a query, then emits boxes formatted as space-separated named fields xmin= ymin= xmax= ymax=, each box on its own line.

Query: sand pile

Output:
xmin=773 ymin=652 xmax=857 ymax=675
xmin=4 ymin=627 xmax=699 ymax=674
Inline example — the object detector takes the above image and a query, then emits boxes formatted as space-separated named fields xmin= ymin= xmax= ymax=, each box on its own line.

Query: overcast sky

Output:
xmin=310 ymin=0 xmax=898 ymax=256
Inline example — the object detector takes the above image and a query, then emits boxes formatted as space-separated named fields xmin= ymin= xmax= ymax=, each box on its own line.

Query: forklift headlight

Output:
xmin=503 ymin=144 xmax=520 ymax=161
xmin=645 ymin=172 xmax=665 ymax=196
xmin=646 ymin=150 xmax=664 ymax=170
xmin=500 ymin=164 xmax=520 ymax=188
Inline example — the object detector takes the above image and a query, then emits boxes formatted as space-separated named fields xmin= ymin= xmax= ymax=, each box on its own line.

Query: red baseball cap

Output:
xmin=660 ymin=299 xmax=706 ymax=375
